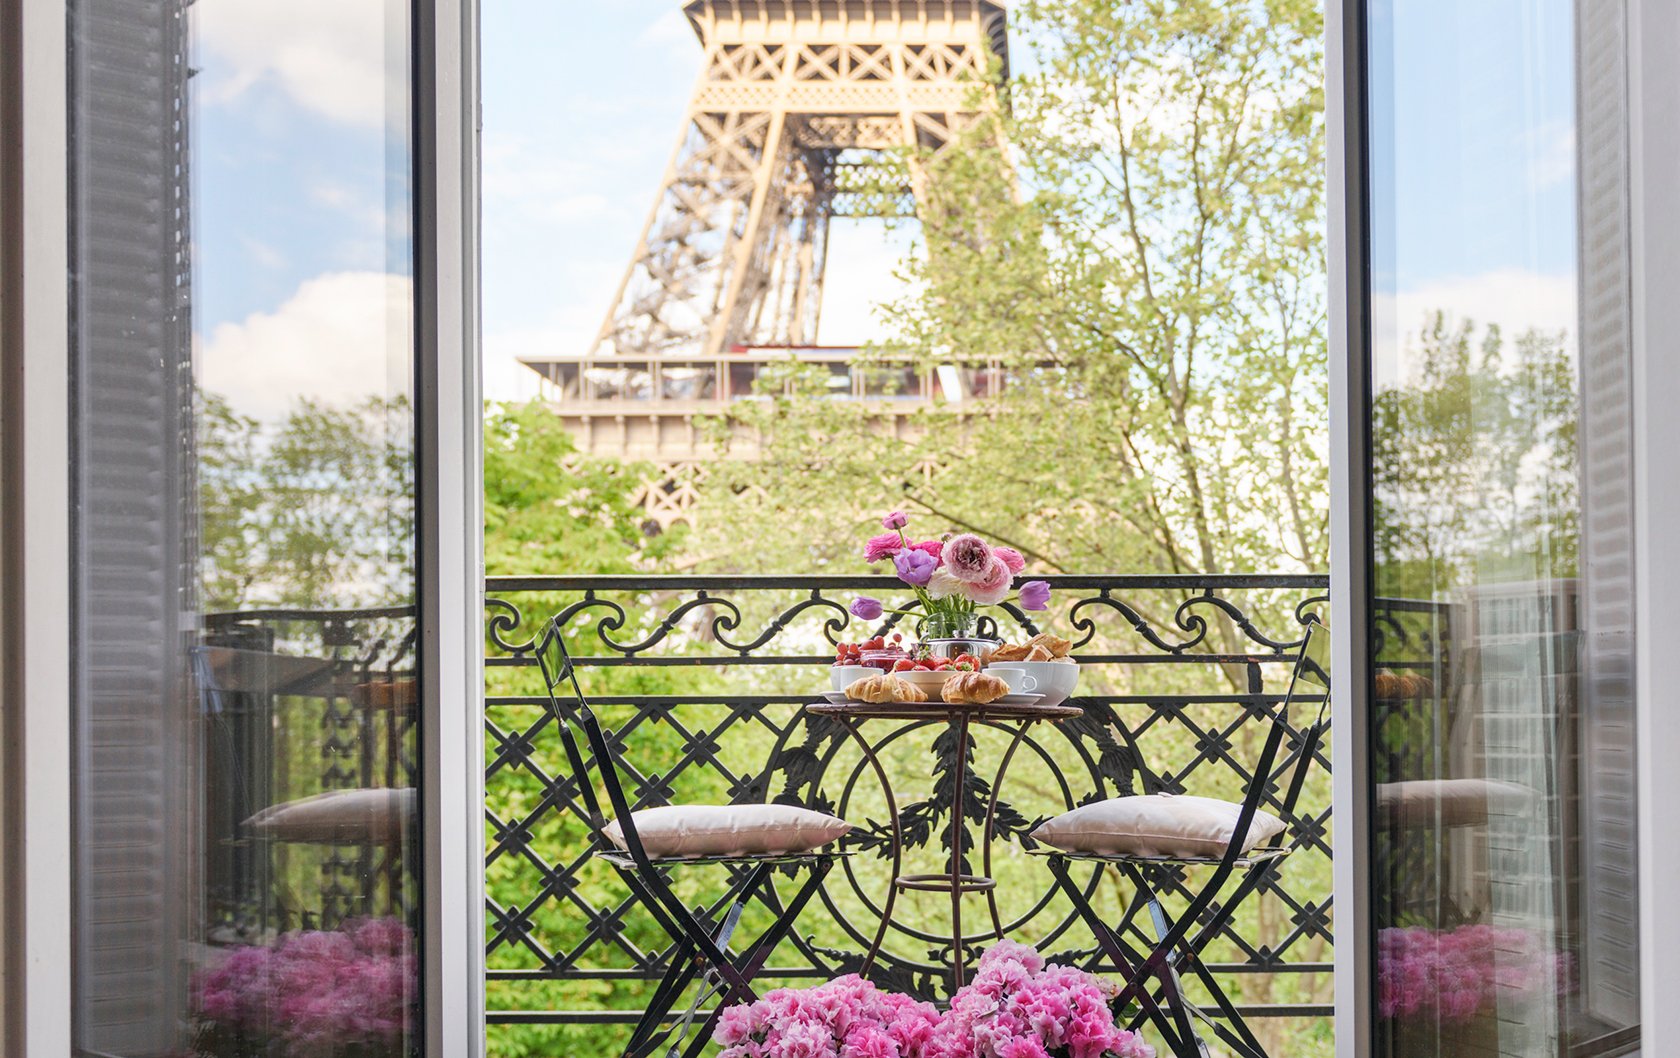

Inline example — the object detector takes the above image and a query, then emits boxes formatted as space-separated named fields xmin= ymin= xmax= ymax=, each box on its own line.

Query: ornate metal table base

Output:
xmin=808 ymin=699 xmax=1083 ymax=990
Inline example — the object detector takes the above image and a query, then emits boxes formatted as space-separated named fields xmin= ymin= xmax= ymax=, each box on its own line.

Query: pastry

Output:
xmin=941 ymin=671 xmax=1011 ymax=704
xmin=1025 ymin=644 xmax=1055 ymax=661
xmin=846 ymin=673 xmax=929 ymax=704
xmin=984 ymin=643 xmax=1031 ymax=664
xmin=1026 ymin=632 xmax=1073 ymax=658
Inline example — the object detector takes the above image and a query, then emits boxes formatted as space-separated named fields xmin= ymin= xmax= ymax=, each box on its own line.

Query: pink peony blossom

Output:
xmin=865 ymin=533 xmax=905 ymax=564
xmin=961 ymin=557 xmax=1014 ymax=606
xmin=944 ymin=534 xmax=995 ymax=583
xmin=993 ymin=547 xmax=1027 ymax=575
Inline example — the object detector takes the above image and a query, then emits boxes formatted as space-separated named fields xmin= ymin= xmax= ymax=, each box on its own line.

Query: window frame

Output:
xmin=0 ymin=0 xmax=485 ymax=1053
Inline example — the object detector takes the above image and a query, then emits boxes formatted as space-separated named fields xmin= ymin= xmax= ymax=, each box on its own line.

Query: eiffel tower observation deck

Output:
xmin=522 ymin=0 xmax=1009 ymax=468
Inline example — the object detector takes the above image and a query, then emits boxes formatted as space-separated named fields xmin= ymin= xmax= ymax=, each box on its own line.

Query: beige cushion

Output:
xmin=604 ymin=804 xmax=853 ymax=859
xmin=1030 ymin=794 xmax=1286 ymax=859
xmin=244 ymin=787 xmax=414 ymax=845
xmin=1376 ymin=779 xmax=1531 ymax=828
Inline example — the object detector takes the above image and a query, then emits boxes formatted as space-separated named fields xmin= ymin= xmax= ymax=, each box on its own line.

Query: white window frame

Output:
xmin=1629 ymin=0 xmax=1680 ymax=1044
xmin=0 ymin=0 xmax=485 ymax=1053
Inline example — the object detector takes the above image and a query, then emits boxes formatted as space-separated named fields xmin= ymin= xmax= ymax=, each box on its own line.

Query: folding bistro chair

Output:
xmin=534 ymin=618 xmax=847 ymax=1058
xmin=1034 ymin=619 xmax=1329 ymax=1058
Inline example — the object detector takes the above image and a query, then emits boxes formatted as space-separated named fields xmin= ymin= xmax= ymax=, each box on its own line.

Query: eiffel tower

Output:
xmin=523 ymin=0 xmax=1008 ymax=522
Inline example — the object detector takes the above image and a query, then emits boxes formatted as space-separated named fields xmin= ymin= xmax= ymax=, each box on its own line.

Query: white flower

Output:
xmin=926 ymin=568 xmax=965 ymax=600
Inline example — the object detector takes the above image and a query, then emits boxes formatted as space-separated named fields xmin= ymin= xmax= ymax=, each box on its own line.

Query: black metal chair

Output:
xmin=1035 ymin=619 xmax=1329 ymax=1058
xmin=534 ymin=618 xmax=846 ymax=1058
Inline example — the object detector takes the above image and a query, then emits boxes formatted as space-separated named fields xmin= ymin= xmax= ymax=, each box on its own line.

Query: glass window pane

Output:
xmin=1366 ymin=0 xmax=1638 ymax=1054
xmin=67 ymin=0 xmax=422 ymax=1054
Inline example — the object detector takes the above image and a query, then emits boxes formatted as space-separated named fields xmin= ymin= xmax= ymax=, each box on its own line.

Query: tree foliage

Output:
xmin=694 ymin=0 xmax=1327 ymax=581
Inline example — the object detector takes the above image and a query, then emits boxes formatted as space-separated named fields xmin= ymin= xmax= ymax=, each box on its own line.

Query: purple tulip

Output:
xmin=850 ymin=596 xmax=884 ymax=621
xmin=881 ymin=510 xmax=909 ymax=530
xmin=1020 ymin=580 xmax=1052 ymax=611
xmin=893 ymin=548 xmax=937 ymax=587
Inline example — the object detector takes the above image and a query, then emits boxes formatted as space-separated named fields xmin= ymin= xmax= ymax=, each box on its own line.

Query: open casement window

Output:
xmin=1 ymin=0 xmax=480 ymax=1054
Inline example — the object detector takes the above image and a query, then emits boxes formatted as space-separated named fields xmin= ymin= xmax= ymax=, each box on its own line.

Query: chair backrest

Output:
xmin=534 ymin=618 xmax=654 ymax=864
xmin=1112 ymin=617 xmax=1329 ymax=861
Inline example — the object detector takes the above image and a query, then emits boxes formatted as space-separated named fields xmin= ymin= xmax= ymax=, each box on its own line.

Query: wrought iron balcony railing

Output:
xmin=481 ymin=573 xmax=1334 ymax=1034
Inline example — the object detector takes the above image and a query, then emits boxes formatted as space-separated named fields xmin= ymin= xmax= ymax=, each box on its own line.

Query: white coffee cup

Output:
xmin=986 ymin=661 xmax=1079 ymax=706
xmin=830 ymin=665 xmax=875 ymax=693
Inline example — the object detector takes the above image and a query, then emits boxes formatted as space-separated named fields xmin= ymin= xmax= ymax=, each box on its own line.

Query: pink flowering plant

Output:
xmin=1377 ymin=924 xmax=1573 ymax=1025
xmin=191 ymin=917 xmax=416 ymax=1057
xmin=714 ymin=943 xmax=1152 ymax=1058
xmin=714 ymin=974 xmax=944 ymax=1058
xmin=853 ymin=511 xmax=1052 ymax=639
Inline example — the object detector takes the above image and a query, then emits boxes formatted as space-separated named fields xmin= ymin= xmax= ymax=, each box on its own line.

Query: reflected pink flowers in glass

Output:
xmin=193 ymin=916 xmax=415 ymax=1055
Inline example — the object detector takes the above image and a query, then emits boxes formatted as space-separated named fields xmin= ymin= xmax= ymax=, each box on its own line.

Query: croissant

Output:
xmin=985 ymin=643 xmax=1031 ymax=664
xmin=846 ymin=673 xmax=928 ymax=704
xmin=941 ymin=671 xmax=1011 ymax=704
xmin=1026 ymin=632 xmax=1073 ymax=658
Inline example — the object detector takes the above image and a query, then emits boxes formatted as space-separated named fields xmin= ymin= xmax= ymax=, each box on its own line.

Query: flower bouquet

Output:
xmin=851 ymin=511 xmax=1051 ymax=651
xmin=1377 ymin=923 xmax=1573 ymax=1052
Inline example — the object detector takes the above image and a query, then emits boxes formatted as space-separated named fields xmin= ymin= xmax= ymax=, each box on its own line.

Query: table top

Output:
xmin=807 ymin=699 xmax=1084 ymax=722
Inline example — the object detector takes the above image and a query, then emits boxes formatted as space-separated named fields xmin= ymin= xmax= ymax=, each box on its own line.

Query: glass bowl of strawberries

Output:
xmin=832 ymin=635 xmax=909 ymax=691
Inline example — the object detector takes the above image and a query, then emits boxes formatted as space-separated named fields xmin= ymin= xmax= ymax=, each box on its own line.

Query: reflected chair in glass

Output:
xmin=534 ymin=618 xmax=846 ymax=1058
xmin=1034 ymin=619 xmax=1329 ymax=1058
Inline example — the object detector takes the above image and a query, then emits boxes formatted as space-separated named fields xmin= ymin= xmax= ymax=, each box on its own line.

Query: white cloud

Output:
xmin=200 ymin=272 xmax=412 ymax=421
xmin=194 ymin=0 xmax=402 ymax=127
xmin=1373 ymin=269 xmax=1576 ymax=387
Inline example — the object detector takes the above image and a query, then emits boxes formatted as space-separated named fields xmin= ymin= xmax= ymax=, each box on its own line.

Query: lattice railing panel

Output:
xmin=482 ymin=574 xmax=1335 ymax=1027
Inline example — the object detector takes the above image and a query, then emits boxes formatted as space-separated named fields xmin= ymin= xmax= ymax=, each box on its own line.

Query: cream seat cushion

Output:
xmin=244 ymin=787 xmax=414 ymax=845
xmin=604 ymin=804 xmax=853 ymax=859
xmin=1376 ymin=778 xmax=1532 ymax=828
xmin=1030 ymin=793 xmax=1286 ymax=859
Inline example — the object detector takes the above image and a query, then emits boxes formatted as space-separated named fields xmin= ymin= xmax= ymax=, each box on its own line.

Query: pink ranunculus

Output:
xmin=882 ymin=511 xmax=909 ymax=530
xmin=943 ymin=534 xmax=994 ymax=583
xmin=864 ymin=533 xmax=904 ymax=564
xmin=992 ymin=547 xmax=1026 ymax=574
xmin=961 ymin=557 xmax=1013 ymax=606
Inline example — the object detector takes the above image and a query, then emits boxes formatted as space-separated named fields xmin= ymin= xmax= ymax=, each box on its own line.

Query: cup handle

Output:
xmin=1019 ymin=673 xmax=1038 ymax=692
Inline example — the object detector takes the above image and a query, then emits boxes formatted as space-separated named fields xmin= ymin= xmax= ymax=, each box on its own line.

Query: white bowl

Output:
xmin=830 ymin=665 xmax=875 ymax=693
xmin=986 ymin=661 xmax=1080 ymax=706
xmin=895 ymin=669 xmax=955 ymax=697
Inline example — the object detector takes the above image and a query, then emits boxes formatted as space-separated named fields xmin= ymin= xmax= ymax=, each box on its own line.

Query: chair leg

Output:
xmin=1044 ymin=856 xmax=1192 ymax=1058
xmin=625 ymin=935 xmax=698 ymax=1056
xmin=677 ymin=860 xmax=836 ymax=1058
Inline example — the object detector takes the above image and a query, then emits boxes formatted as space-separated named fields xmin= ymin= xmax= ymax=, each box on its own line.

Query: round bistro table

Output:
xmin=807 ymin=697 xmax=1083 ymax=989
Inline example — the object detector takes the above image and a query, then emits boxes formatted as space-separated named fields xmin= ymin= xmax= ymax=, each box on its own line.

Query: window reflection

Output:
xmin=68 ymin=0 xmax=423 ymax=1054
xmin=1366 ymin=0 xmax=1638 ymax=1054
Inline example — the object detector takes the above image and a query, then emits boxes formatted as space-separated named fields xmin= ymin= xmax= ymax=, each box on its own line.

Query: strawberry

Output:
xmin=893 ymin=659 xmax=915 ymax=672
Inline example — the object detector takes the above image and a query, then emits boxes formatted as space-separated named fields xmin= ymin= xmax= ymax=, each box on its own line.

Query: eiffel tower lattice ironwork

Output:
xmin=593 ymin=0 xmax=1009 ymax=360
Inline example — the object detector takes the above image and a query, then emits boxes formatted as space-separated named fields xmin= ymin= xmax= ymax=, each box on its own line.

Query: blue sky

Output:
xmin=189 ymin=0 xmax=1580 ymax=415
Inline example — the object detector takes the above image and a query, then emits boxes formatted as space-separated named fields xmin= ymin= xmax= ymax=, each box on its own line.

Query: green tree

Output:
xmin=198 ymin=394 xmax=415 ymax=612
xmin=696 ymin=0 xmax=1327 ymax=582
